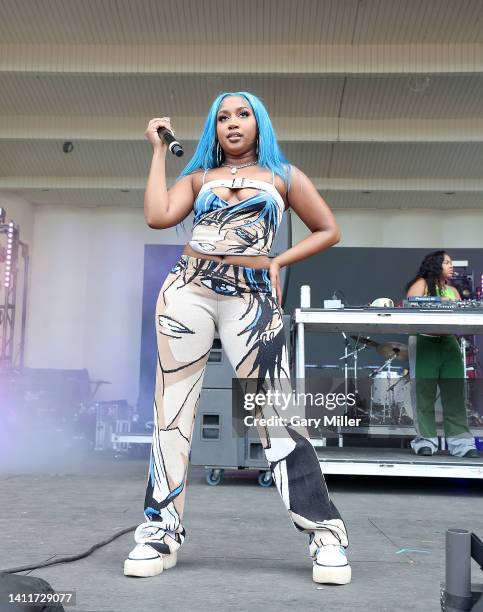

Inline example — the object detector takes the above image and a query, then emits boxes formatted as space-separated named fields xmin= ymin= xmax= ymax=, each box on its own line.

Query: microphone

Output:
xmin=157 ymin=127 xmax=184 ymax=157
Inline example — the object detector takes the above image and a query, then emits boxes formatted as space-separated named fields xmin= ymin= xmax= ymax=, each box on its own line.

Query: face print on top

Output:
xmin=189 ymin=175 xmax=285 ymax=257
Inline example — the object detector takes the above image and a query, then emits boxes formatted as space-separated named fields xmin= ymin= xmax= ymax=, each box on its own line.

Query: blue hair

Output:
xmin=180 ymin=91 xmax=290 ymax=183
xmin=175 ymin=91 xmax=291 ymax=236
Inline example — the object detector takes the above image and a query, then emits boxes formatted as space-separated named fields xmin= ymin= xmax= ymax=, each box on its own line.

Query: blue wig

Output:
xmin=175 ymin=91 xmax=291 ymax=236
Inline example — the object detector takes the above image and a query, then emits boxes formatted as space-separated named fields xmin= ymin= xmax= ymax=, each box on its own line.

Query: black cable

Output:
xmin=1 ymin=525 xmax=136 ymax=574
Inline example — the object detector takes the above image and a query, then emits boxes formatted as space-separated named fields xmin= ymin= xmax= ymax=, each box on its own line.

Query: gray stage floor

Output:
xmin=0 ymin=453 xmax=482 ymax=612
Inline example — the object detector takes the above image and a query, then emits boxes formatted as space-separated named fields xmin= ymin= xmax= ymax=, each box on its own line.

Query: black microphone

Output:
xmin=157 ymin=127 xmax=184 ymax=157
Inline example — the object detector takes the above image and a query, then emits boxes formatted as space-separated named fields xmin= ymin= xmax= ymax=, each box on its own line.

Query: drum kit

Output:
xmin=348 ymin=336 xmax=414 ymax=425
xmin=307 ymin=331 xmax=481 ymax=427
xmin=337 ymin=334 xmax=414 ymax=426
xmin=307 ymin=334 xmax=414 ymax=425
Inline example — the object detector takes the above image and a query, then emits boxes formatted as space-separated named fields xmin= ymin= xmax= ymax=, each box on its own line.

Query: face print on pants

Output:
xmin=143 ymin=256 xmax=348 ymax=552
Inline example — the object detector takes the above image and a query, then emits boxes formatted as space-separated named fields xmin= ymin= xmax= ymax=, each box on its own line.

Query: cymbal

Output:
xmin=350 ymin=335 xmax=379 ymax=348
xmin=376 ymin=342 xmax=408 ymax=361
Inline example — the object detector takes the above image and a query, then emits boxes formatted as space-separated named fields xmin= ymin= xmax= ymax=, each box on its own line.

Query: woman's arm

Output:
xmin=267 ymin=165 xmax=340 ymax=305
xmin=450 ymin=285 xmax=462 ymax=300
xmin=143 ymin=117 xmax=196 ymax=229
xmin=273 ymin=165 xmax=340 ymax=268
xmin=406 ymin=278 xmax=427 ymax=298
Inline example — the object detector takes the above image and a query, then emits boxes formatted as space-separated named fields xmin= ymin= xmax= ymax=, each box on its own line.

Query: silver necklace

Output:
xmin=221 ymin=160 xmax=258 ymax=175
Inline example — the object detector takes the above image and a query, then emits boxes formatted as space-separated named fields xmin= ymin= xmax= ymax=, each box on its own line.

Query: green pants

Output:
xmin=410 ymin=334 xmax=470 ymax=439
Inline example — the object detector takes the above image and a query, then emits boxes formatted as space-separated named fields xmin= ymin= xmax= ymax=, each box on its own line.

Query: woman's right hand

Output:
xmin=144 ymin=117 xmax=175 ymax=151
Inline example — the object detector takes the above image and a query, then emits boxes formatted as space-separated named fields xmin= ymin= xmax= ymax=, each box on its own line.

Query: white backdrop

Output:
xmin=7 ymin=197 xmax=483 ymax=406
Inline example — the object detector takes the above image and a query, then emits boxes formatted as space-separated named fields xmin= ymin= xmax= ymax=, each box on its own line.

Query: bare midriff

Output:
xmin=182 ymin=243 xmax=271 ymax=270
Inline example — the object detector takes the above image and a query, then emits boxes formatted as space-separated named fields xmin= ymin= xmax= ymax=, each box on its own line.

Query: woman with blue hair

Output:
xmin=124 ymin=92 xmax=350 ymax=584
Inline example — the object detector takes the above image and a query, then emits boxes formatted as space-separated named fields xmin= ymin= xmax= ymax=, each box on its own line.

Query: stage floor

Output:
xmin=313 ymin=446 xmax=483 ymax=478
xmin=112 ymin=433 xmax=483 ymax=479
xmin=0 ymin=455 xmax=481 ymax=612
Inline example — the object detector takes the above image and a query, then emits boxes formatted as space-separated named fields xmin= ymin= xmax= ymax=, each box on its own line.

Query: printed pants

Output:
xmin=142 ymin=254 xmax=348 ymax=555
xmin=408 ymin=334 xmax=475 ymax=456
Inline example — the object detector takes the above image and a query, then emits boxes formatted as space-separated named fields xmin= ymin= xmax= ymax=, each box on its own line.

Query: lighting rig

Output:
xmin=0 ymin=207 xmax=29 ymax=370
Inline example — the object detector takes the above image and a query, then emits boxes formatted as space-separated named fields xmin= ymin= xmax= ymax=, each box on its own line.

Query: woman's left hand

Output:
xmin=268 ymin=259 xmax=283 ymax=308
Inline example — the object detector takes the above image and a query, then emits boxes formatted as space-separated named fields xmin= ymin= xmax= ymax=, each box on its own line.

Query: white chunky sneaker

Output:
xmin=124 ymin=522 xmax=179 ymax=577
xmin=312 ymin=545 xmax=351 ymax=585
xmin=124 ymin=543 xmax=177 ymax=577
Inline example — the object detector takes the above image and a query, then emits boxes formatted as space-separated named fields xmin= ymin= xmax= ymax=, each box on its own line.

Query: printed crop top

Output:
xmin=189 ymin=170 xmax=286 ymax=256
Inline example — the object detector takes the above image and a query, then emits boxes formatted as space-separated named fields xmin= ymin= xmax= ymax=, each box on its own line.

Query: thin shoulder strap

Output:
xmin=202 ymin=168 xmax=209 ymax=185
xmin=271 ymin=168 xmax=275 ymax=185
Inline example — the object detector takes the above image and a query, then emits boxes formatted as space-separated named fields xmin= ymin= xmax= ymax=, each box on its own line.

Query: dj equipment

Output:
xmin=403 ymin=299 xmax=483 ymax=309
xmin=406 ymin=295 xmax=441 ymax=302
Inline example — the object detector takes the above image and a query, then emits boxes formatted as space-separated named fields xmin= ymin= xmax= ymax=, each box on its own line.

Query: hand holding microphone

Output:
xmin=157 ymin=126 xmax=184 ymax=157
xmin=144 ymin=117 xmax=184 ymax=157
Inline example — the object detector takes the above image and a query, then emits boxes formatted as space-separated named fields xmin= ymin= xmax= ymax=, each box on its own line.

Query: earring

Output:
xmin=256 ymin=137 xmax=259 ymax=157
xmin=216 ymin=141 xmax=223 ymax=166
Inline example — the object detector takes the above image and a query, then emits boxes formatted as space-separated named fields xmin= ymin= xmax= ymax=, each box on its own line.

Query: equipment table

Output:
xmin=292 ymin=306 xmax=483 ymax=479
